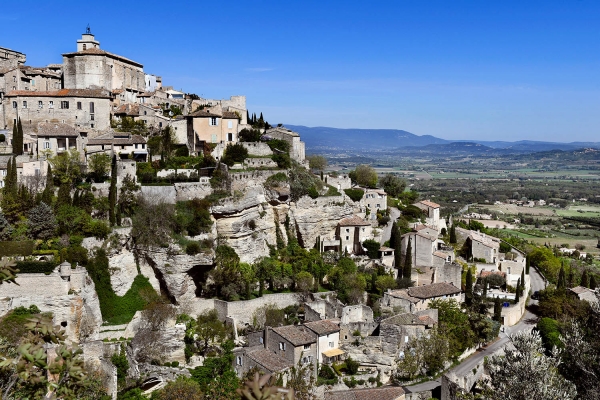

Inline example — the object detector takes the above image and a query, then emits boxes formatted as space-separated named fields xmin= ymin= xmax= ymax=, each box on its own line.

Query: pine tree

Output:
xmin=581 ymin=270 xmax=590 ymax=288
xmin=557 ymin=265 xmax=566 ymax=290
xmin=109 ymin=156 xmax=117 ymax=226
xmin=0 ymin=211 xmax=14 ymax=241
xmin=449 ymin=225 xmax=457 ymax=244
xmin=590 ymin=275 xmax=597 ymax=290
xmin=465 ymin=268 xmax=473 ymax=306
xmin=515 ymin=278 xmax=521 ymax=304
xmin=403 ymin=237 xmax=412 ymax=279
xmin=27 ymin=202 xmax=57 ymax=240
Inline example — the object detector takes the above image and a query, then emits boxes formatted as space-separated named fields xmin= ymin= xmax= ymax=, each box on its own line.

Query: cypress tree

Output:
xmin=109 ymin=156 xmax=117 ymax=226
xmin=482 ymin=278 xmax=488 ymax=298
xmin=590 ymin=275 xmax=597 ymax=290
xmin=465 ymin=268 xmax=473 ymax=306
xmin=557 ymin=265 xmax=566 ymax=290
xmin=581 ymin=270 xmax=590 ymax=288
xmin=389 ymin=221 xmax=398 ymax=249
xmin=525 ymin=256 xmax=530 ymax=274
xmin=449 ymin=225 xmax=457 ymax=244
xmin=16 ymin=118 xmax=24 ymax=155
xmin=246 ymin=110 xmax=250 ymax=124
xmin=56 ymin=182 xmax=72 ymax=209
xmin=394 ymin=234 xmax=402 ymax=281
xmin=41 ymin=164 xmax=54 ymax=206
xmin=520 ymin=269 xmax=525 ymax=291
xmin=515 ymin=278 xmax=521 ymax=303
xmin=493 ymin=297 xmax=502 ymax=323
xmin=403 ymin=237 xmax=412 ymax=279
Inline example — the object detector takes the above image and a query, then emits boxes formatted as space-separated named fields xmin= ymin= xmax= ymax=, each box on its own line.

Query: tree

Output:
xmin=118 ymin=174 xmax=140 ymax=218
xmin=109 ymin=156 xmax=117 ymax=226
xmin=557 ymin=265 xmax=566 ymax=291
xmin=465 ymin=269 xmax=473 ymax=306
xmin=40 ymin=164 xmax=54 ymax=206
xmin=153 ymin=377 xmax=204 ymax=400
xmin=515 ymin=278 xmax=521 ymax=303
xmin=351 ymin=164 xmax=377 ymax=188
xmin=481 ymin=331 xmax=576 ymax=400
xmin=210 ymin=245 xmax=241 ymax=298
xmin=590 ymin=275 xmax=597 ymax=290
xmin=307 ymin=155 xmax=327 ymax=172
xmin=221 ymin=142 xmax=249 ymax=166
xmin=12 ymin=118 xmax=23 ymax=155
xmin=362 ymin=239 xmax=380 ymax=259
xmin=27 ymin=202 xmax=57 ymax=240
xmin=403 ymin=237 xmax=412 ymax=279
xmin=580 ymin=270 xmax=590 ymax=288
xmin=389 ymin=221 xmax=398 ymax=249
xmin=0 ymin=211 xmax=14 ymax=241
xmin=238 ymin=372 xmax=294 ymax=400
xmin=131 ymin=198 xmax=175 ymax=249
xmin=285 ymin=362 xmax=316 ymax=400
xmin=48 ymin=149 xmax=83 ymax=184
xmin=375 ymin=274 xmax=397 ymax=295
xmin=194 ymin=309 xmax=230 ymax=355
xmin=379 ymin=174 xmax=406 ymax=197
xmin=87 ymin=153 xmax=111 ymax=182
xmin=55 ymin=182 xmax=72 ymax=209
xmin=449 ymin=225 xmax=457 ymax=244
xmin=482 ymin=278 xmax=488 ymax=298
xmin=493 ymin=297 xmax=502 ymax=323
xmin=520 ymin=269 xmax=525 ymax=291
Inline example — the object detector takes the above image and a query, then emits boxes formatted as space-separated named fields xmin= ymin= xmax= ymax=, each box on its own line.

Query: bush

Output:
xmin=221 ymin=142 xmax=249 ymax=167
xmin=317 ymin=364 xmax=339 ymax=386
xmin=15 ymin=260 xmax=57 ymax=274
xmin=265 ymin=172 xmax=288 ymax=188
xmin=362 ymin=239 xmax=380 ymax=259
xmin=345 ymin=356 xmax=359 ymax=375
xmin=0 ymin=241 xmax=35 ymax=257
xmin=272 ymin=153 xmax=291 ymax=169
xmin=186 ymin=242 xmax=201 ymax=255
xmin=344 ymin=188 xmax=364 ymax=202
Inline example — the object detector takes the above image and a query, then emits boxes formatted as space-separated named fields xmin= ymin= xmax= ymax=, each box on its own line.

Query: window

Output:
xmin=159 ymin=122 xmax=163 ymax=128
xmin=279 ymin=342 xmax=286 ymax=351
xmin=210 ymin=117 xmax=218 ymax=126
xmin=376 ymin=204 xmax=380 ymax=208
xmin=345 ymin=236 xmax=349 ymax=240
xmin=13 ymin=76 xmax=16 ymax=82
xmin=89 ymin=102 xmax=95 ymax=113
xmin=77 ymin=102 xmax=82 ymax=110
xmin=405 ymin=336 xmax=409 ymax=343
xmin=38 ymin=101 xmax=43 ymax=109
xmin=259 ymin=337 xmax=264 ymax=344
xmin=329 ymin=342 xmax=334 ymax=348
xmin=236 ymin=356 xmax=242 ymax=366
xmin=228 ymin=120 xmax=233 ymax=129
xmin=12 ymin=101 xmax=17 ymax=108
xmin=49 ymin=101 xmax=54 ymax=109
xmin=31 ymin=79 xmax=35 ymax=86
xmin=142 ymin=144 xmax=145 ymax=149
xmin=135 ymin=144 xmax=138 ymax=149
xmin=345 ymin=228 xmax=349 ymax=233
xmin=228 ymin=133 xmax=233 ymax=141
xmin=83 ymin=44 xmax=87 ymax=50
xmin=22 ymin=101 xmax=27 ymax=109
xmin=144 ymin=110 xmax=147 ymax=115
xmin=91 ymin=124 xmax=94 ymax=128
xmin=303 ymin=344 xmax=310 ymax=350
xmin=44 ymin=142 xmax=50 ymax=149
xmin=90 ymin=114 xmax=94 ymax=121
xmin=60 ymin=101 xmax=69 ymax=109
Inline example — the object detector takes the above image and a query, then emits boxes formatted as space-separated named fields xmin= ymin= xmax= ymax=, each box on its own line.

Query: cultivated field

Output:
xmin=556 ymin=205 xmax=600 ymax=218
xmin=480 ymin=204 xmax=557 ymax=216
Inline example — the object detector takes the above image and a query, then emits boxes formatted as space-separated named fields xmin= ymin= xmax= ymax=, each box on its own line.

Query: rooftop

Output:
xmin=324 ymin=386 xmax=405 ymax=400
xmin=187 ymin=109 xmax=222 ymax=118
xmin=62 ymin=47 xmax=143 ymax=68
xmin=37 ymin=122 xmax=81 ymax=138
xmin=339 ymin=215 xmax=371 ymax=227
xmin=246 ymin=348 xmax=293 ymax=373
xmin=5 ymin=88 xmax=112 ymax=99
xmin=382 ymin=312 xmax=437 ymax=326
xmin=272 ymin=325 xmax=315 ymax=347
xmin=419 ymin=200 xmax=440 ymax=208
xmin=303 ymin=320 xmax=340 ymax=336
xmin=407 ymin=282 xmax=461 ymax=299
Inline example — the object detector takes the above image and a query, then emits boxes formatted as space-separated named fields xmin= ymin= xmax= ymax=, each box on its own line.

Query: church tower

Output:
xmin=76 ymin=25 xmax=100 ymax=51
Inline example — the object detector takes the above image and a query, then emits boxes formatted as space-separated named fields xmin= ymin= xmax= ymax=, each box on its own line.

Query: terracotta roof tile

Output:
xmin=325 ymin=386 xmax=405 ymax=400
xmin=246 ymin=348 xmax=293 ymax=373
xmin=187 ymin=109 xmax=222 ymax=118
xmin=419 ymin=200 xmax=440 ymax=208
xmin=222 ymin=111 xmax=239 ymax=119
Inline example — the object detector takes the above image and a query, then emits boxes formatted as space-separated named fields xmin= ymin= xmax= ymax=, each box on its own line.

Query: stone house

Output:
xmin=325 ymin=173 xmax=352 ymax=191
xmin=0 ymin=154 xmax=48 ymax=189
xmin=414 ymin=200 xmax=442 ymax=229
xmin=35 ymin=122 xmax=85 ymax=157
xmin=233 ymin=346 xmax=293 ymax=379
xmin=86 ymin=132 xmax=147 ymax=162
xmin=191 ymin=95 xmax=248 ymax=125
xmin=304 ymin=298 xmax=345 ymax=322
xmin=336 ymin=215 xmax=372 ymax=255
xmin=3 ymin=88 xmax=112 ymax=131
xmin=379 ymin=309 xmax=438 ymax=356
xmin=265 ymin=126 xmax=306 ymax=163
xmin=383 ymin=282 xmax=462 ymax=313
xmin=303 ymin=319 xmax=342 ymax=364
xmin=325 ymin=386 xmax=406 ymax=400
xmin=361 ymin=188 xmax=387 ymax=221
xmin=339 ymin=305 xmax=379 ymax=340
xmin=0 ymin=46 xmax=26 ymax=71
xmin=400 ymin=229 xmax=439 ymax=269
xmin=465 ymin=230 xmax=500 ymax=264
xmin=185 ymin=108 xmax=241 ymax=155
xmin=568 ymin=287 xmax=598 ymax=305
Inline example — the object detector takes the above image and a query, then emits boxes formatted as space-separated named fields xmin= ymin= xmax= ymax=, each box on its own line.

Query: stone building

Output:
xmin=35 ymin=122 xmax=86 ymax=157
xmin=379 ymin=309 xmax=438 ymax=356
xmin=265 ymin=126 xmax=306 ymax=163
xmin=3 ymin=88 xmax=112 ymax=131
xmin=463 ymin=229 xmax=500 ymax=264
xmin=383 ymin=282 xmax=461 ymax=313
xmin=185 ymin=108 xmax=241 ymax=155
xmin=414 ymin=199 xmax=447 ymax=233
xmin=0 ymin=154 xmax=48 ymax=189
xmin=336 ymin=215 xmax=372 ymax=255
xmin=62 ymin=29 xmax=146 ymax=100
xmin=86 ymin=132 xmax=147 ymax=162
xmin=325 ymin=387 xmax=406 ymax=400
xmin=0 ymin=46 xmax=26 ymax=71
xmin=361 ymin=188 xmax=387 ymax=221
xmin=303 ymin=319 xmax=342 ymax=364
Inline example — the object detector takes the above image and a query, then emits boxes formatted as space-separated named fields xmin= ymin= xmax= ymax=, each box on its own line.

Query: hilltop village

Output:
xmin=0 ymin=30 xmax=599 ymax=400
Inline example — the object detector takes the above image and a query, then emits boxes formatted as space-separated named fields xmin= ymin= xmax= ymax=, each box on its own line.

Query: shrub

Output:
xmin=272 ymin=153 xmax=291 ymax=169
xmin=0 ymin=133 xmax=5 ymax=142
xmin=345 ymin=356 xmax=359 ymax=375
xmin=15 ymin=260 xmax=57 ymax=274
xmin=344 ymin=188 xmax=364 ymax=202
xmin=362 ymin=239 xmax=380 ymax=259
xmin=317 ymin=364 xmax=339 ymax=386
xmin=265 ymin=172 xmax=288 ymax=188
xmin=221 ymin=142 xmax=249 ymax=167
xmin=186 ymin=242 xmax=201 ymax=255
xmin=0 ymin=241 xmax=35 ymax=257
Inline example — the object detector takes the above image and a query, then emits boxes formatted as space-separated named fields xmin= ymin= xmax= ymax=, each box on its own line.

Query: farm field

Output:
xmin=475 ymin=204 xmax=557 ymax=216
xmin=556 ymin=205 xmax=600 ymax=218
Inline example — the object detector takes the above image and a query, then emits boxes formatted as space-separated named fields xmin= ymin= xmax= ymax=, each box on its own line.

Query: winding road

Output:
xmin=404 ymin=268 xmax=546 ymax=394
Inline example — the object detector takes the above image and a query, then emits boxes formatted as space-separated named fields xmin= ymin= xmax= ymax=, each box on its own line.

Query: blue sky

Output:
xmin=3 ymin=1 xmax=600 ymax=142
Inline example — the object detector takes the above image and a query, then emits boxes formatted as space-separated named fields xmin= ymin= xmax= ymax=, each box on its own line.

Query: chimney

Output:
xmin=264 ymin=326 xmax=270 ymax=349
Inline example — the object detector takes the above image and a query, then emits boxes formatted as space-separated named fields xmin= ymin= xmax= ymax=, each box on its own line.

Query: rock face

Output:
xmin=211 ymin=185 xmax=277 ymax=263
xmin=290 ymin=195 xmax=356 ymax=249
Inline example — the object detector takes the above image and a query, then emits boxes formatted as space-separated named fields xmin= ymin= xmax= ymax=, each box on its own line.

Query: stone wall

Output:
xmin=140 ymin=185 xmax=177 ymax=204
xmin=324 ymin=174 xmax=352 ymax=190
xmin=242 ymin=142 xmax=273 ymax=156
xmin=230 ymin=169 xmax=283 ymax=191
xmin=214 ymin=292 xmax=301 ymax=326
xmin=174 ymin=182 xmax=212 ymax=202
xmin=436 ymin=262 xmax=462 ymax=288
xmin=157 ymin=168 xmax=197 ymax=178
xmin=244 ymin=158 xmax=278 ymax=169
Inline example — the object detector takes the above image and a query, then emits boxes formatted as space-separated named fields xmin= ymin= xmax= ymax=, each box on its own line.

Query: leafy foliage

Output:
xmin=343 ymin=188 xmax=364 ymax=202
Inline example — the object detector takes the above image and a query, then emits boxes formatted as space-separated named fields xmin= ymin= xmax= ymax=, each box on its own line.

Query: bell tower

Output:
xmin=77 ymin=24 xmax=100 ymax=51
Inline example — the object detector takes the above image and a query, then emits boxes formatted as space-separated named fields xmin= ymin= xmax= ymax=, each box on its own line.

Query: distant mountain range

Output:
xmin=285 ymin=125 xmax=600 ymax=154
